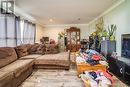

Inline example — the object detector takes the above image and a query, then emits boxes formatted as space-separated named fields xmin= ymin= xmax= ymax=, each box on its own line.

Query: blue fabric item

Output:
xmin=86 ymin=59 xmax=99 ymax=66
xmin=79 ymin=49 xmax=84 ymax=53
xmin=86 ymin=49 xmax=99 ymax=54
xmin=89 ymin=71 xmax=97 ymax=80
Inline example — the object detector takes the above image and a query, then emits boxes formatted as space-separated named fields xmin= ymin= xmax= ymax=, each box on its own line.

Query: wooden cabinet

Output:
xmin=66 ymin=27 xmax=80 ymax=52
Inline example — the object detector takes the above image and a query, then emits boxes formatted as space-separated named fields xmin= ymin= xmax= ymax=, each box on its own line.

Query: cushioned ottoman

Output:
xmin=20 ymin=54 xmax=42 ymax=60
xmin=34 ymin=52 xmax=70 ymax=70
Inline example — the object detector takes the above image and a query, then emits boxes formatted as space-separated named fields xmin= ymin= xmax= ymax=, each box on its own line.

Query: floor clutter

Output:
xmin=75 ymin=49 xmax=113 ymax=87
xmin=76 ymin=49 xmax=107 ymax=66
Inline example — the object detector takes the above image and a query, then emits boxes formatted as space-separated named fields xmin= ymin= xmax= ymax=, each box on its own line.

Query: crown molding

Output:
xmin=43 ymin=24 xmax=88 ymax=27
xmin=87 ymin=0 xmax=125 ymax=25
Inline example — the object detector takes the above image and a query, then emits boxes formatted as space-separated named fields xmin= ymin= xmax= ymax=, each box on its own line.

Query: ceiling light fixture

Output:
xmin=49 ymin=19 xmax=53 ymax=22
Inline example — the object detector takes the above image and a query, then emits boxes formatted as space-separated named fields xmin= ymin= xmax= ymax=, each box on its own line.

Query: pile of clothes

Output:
xmin=80 ymin=70 xmax=113 ymax=87
xmin=76 ymin=49 xmax=107 ymax=66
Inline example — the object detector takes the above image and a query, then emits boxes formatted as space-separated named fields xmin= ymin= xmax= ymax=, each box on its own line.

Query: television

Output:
xmin=121 ymin=34 xmax=130 ymax=58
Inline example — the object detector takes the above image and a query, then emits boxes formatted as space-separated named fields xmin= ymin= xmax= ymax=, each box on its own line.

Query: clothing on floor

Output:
xmin=92 ymin=54 xmax=101 ymax=61
xmin=86 ymin=59 xmax=99 ymax=66
xmin=80 ymin=70 xmax=113 ymax=87
xmin=76 ymin=56 xmax=86 ymax=63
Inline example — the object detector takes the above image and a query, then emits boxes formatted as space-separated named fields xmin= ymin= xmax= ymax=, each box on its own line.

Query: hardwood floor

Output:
xmin=19 ymin=55 xmax=128 ymax=87
xmin=19 ymin=66 xmax=84 ymax=87
xmin=19 ymin=65 xmax=128 ymax=87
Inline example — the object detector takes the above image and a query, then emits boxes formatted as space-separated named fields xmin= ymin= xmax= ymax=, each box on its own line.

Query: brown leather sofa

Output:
xmin=0 ymin=44 xmax=70 ymax=87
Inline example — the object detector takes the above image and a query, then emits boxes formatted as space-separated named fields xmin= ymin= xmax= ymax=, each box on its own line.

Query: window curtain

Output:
xmin=15 ymin=16 xmax=22 ymax=45
xmin=0 ymin=14 xmax=6 ymax=47
xmin=0 ymin=13 xmax=21 ymax=47
xmin=23 ymin=20 xmax=36 ymax=44
xmin=30 ymin=24 xmax=36 ymax=43
xmin=6 ymin=15 xmax=16 ymax=47
xmin=0 ymin=13 xmax=35 ymax=47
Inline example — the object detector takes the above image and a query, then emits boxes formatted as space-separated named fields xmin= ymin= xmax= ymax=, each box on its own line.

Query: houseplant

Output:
xmin=108 ymin=24 xmax=117 ymax=41
xmin=58 ymin=32 xmax=65 ymax=39
xmin=100 ymin=29 xmax=108 ymax=40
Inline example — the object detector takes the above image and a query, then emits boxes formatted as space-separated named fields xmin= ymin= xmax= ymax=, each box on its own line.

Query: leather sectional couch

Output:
xmin=0 ymin=44 xmax=70 ymax=87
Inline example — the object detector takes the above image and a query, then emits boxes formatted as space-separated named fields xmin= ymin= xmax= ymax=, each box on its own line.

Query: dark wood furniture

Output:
xmin=107 ymin=56 xmax=130 ymax=85
xmin=66 ymin=27 xmax=80 ymax=52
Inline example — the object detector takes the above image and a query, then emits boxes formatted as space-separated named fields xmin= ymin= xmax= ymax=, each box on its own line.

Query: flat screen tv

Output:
xmin=121 ymin=34 xmax=130 ymax=58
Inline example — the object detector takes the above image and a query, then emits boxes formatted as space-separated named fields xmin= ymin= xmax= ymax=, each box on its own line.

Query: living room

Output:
xmin=0 ymin=0 xmax=130 ymax=87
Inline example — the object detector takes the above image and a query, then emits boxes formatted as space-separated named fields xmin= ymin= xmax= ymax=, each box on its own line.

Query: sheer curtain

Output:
xmin=29 ymin=23 xmax=36 ymax=44
xmin=6 ymin=15 xmax=16 ymax=47
xmin=15 ymin=16 xmax=21 ymax=45
xmin=23 ymin=20 xmax=35 ymax=44
xmin=0 ymin=13 xmax=21 ymax=47
xmin=0 ymin=14 xmax=6 ymax=47
xmin=23 ymin=20 xmax=29 ymax=44
xmin=0 ymin=13 xmax=35 ymax=47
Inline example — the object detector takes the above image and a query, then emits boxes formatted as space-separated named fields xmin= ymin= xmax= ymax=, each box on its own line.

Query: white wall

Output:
xmin=42 ymin=24 xmax=95 ymax=42
xmin=88 ymin=0 xmax=130 ymax=56
xmin=103 ymin=0 xmax=130 ymax=56
xmin=35 ymin=24 xmax=44 ymax=43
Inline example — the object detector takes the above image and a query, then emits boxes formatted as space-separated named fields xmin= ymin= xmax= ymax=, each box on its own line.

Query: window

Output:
xmin=0 ymin=14 xmax=6 ymax=47
xmin=0 ymin=14 xmax=36 ymax=47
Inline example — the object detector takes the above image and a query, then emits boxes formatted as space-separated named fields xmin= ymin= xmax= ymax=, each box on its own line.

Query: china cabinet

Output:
xmin=66 ymin=27 xmax=80 ymax=52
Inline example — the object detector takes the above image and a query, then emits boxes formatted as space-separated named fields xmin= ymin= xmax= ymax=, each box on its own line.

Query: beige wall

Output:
xmin=35 ymin=24 xmax=44 ymax=43
xmin=35 ymin=24 xmax=95 ymax=43
xmin=42 ymin=24 xmax=95 ymax=42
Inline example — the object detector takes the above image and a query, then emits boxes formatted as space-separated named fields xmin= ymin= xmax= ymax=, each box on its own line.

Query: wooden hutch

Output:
xmin=66 ymin=27 xmax=81 ymax=52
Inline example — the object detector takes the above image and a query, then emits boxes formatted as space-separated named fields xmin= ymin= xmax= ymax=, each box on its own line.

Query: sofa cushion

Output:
xmin=35 ymin=52 xmax=70 ymax=66
xmin=0 ymin=49 xmax=11 ymax=58
xmin=20 ymin=54 xmax=42 ymax=60
xmin=0 ymin=71 xmax=14 ymax=87
xmin=26 ymin=44 xmax=33 ymax=51
xmin=0 ymin=47 xmax=17 ymax=68
xmin=15 ymin=44 xmax=32 ymax=58
xmin=45 ymin=44 xmax=59 ymax=54
xmin=29 ymin=44 xmax=46 ymax=55
xmin=28 ymin=43 xmax=39 ymax=54
xmin=0 ymin=59 xmax=34 ymax=77
xmin=15 ymin=45 xmax=28 ymax=58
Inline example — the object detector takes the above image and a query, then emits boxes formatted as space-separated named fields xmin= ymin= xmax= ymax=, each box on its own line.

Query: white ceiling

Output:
xmin=15 ymin=0 xmax=119 ymax=25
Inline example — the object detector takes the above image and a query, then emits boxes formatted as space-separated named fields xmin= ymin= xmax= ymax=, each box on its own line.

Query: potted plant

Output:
xmin=108 ymin=24 xmax=117 ymax=41
xmin=58 ymin=32 xmax=64 ymax=39
xmin=100 ymin=29 xmax=108 ymax=40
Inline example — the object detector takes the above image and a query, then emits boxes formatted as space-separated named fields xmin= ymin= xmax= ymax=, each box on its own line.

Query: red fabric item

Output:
xmin=97 ymin=70 xmax=114 ymax=84
xmin=50 ymin=39 xmax=56 ymax=44
xmin=92 ymin=54 xmax=101 ymax=61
